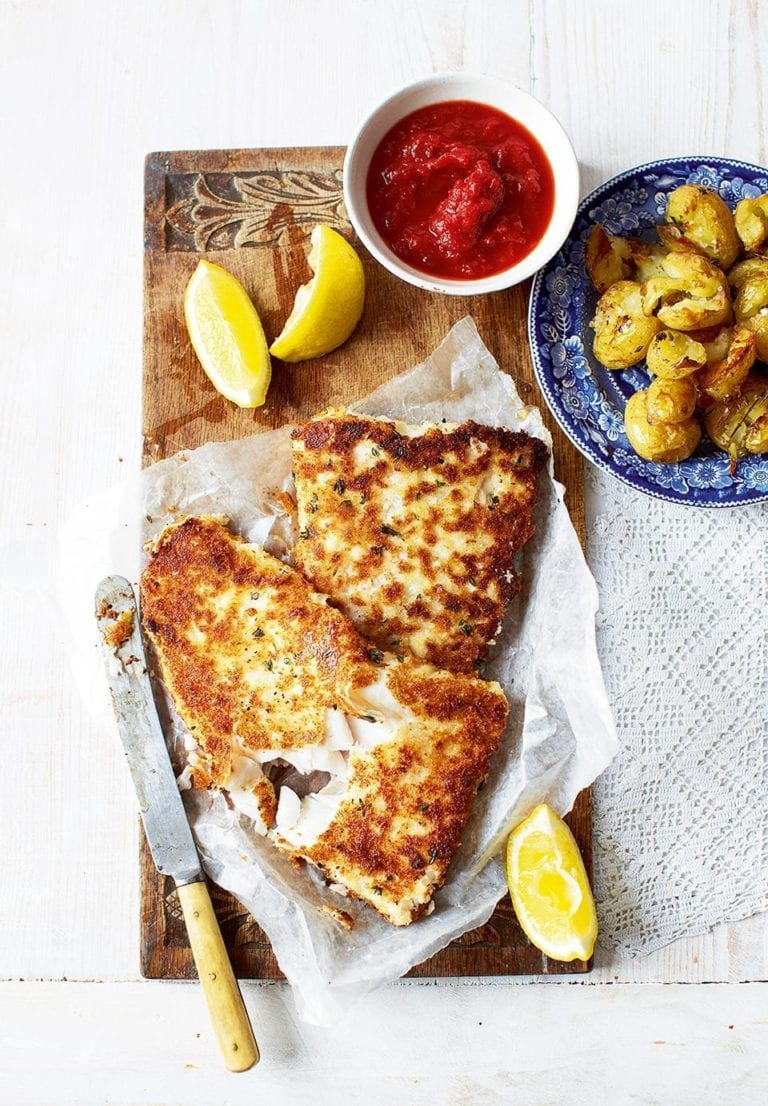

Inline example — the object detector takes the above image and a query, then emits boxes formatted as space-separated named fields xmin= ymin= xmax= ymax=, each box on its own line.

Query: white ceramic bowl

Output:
xmin=343 ymin=73 xmax=580 ymax=296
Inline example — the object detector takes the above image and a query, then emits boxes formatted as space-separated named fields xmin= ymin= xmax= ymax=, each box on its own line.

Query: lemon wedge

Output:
xmin=505 ymin=803 xmax=598 ymax=962
xmin=184 ymin=259 xmax=271 ymax=408
xmin=269 ymin=225 xmax=365 ymax=362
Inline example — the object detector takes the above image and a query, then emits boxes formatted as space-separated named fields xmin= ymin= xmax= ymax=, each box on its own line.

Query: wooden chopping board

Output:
xmin=142 ymin=146 xmax=591 ymax=979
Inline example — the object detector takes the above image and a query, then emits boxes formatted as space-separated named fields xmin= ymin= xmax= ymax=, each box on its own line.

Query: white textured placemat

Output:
xmin=587 ymin=466 xmax=768 ymax=954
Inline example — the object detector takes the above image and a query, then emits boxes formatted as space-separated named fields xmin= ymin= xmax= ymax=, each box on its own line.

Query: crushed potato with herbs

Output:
xmin=587 ymin=183 xmax=768 ymax=468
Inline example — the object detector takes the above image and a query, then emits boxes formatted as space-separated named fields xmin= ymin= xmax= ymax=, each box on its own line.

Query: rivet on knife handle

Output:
xmin=177 ymin=881 xmax=259 ymax=1071
xmin=95 ymin=575 xmax=259 ymax=1071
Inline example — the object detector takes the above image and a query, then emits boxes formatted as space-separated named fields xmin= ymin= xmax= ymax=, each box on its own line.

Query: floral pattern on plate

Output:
xmin=529 ymin=156 xmax=768 ymax=507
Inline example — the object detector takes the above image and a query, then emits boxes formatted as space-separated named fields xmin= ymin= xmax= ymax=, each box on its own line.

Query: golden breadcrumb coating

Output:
xmin=291 ymin=411 xmax=547 ymax=672
xmin=141 ymin=515 xmax=508 ymax=925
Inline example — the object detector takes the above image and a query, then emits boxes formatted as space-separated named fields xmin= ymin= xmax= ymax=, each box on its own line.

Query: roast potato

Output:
xmin=645 ymin=377 xmax=698 ymax=424
xmin=658 ymin=184 xmax=740 ymax=269
xmin=584 ymin=182 xmax=768 ymax=468
xmin=745 ymin=409 xmax=768 ymax=454
xmin=733 ymin=270 xmax=768 ymax=318
xmin=728 ymin=256 xmax=768 ymax=289
xmin=698 ymin=325 xmax=757 ymax=400
xmin=734 ymin=193 xmax=768 ymax=255
xmin=585 ymin=225 xmax=633 ymax=292
xmin=645 ymin=329 xmax=706 ymax=379
xmin=642 ymin=251 xmax=731 ymax=330
xmin=591 ymin=280 xmax=661 ymax=369
xmin=704 ymin=373 xmax=768 ymax=468
xmin=624 ymin=390 xmax=701 ymax=462
xmin=730 ymin=260 xmax=768 ymax=360
xmin=737 ymin=316 xmax=768 ymax=362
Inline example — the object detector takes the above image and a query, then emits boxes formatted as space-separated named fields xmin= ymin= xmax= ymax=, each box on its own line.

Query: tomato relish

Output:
xmin=366 ymin=99 xmax=555 ymax=280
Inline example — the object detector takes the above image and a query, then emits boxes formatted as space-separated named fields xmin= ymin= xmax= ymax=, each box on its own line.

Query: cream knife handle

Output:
xmin=177 ymin=881 xmax=259 ymax=1072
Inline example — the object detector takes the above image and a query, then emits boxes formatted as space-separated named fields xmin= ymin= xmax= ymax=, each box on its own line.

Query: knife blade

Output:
xmin=95 ymin=575 xmax=203 ymax=887
xmin=95 ymin=575 xmax=259 ymax=1072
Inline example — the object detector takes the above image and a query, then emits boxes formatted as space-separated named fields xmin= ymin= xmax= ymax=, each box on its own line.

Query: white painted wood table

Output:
xmin=0 ymin=1 xmax=765 ymax=1102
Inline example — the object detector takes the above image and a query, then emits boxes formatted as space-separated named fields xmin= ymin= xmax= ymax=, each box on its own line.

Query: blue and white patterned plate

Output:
xmin=528 ymin=156 xmax=768 ymax=507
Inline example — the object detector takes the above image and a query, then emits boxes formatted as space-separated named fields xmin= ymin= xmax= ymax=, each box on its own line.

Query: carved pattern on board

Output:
xmin=165 ymin=170 xmax=346 ymax=251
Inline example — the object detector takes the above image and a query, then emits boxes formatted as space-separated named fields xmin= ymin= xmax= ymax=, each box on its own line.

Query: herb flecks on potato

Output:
xmin=590 ymin=280 xmax=661 ymax=369
xmin=642 ymin=252 xmax=731 ymax=331
xmin=658 ymin=184 xmax=740 ymax=269
xmin=646 ymin=330 xmax=706 ymax=379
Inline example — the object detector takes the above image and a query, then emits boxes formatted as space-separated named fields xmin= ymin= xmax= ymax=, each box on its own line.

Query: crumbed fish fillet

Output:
xmin=290 ymin=411 xmax=548 ymax=673
xmin=141 ymin=515 xmax=508 ymax=926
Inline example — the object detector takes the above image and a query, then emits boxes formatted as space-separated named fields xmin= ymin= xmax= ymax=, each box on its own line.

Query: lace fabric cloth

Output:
xmin=586 ymin=465 xmax=768 ymax=954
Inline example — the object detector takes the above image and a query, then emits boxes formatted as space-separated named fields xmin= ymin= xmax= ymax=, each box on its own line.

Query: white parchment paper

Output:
xmin=62 ymin=316 xmax=617 ymax=1025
